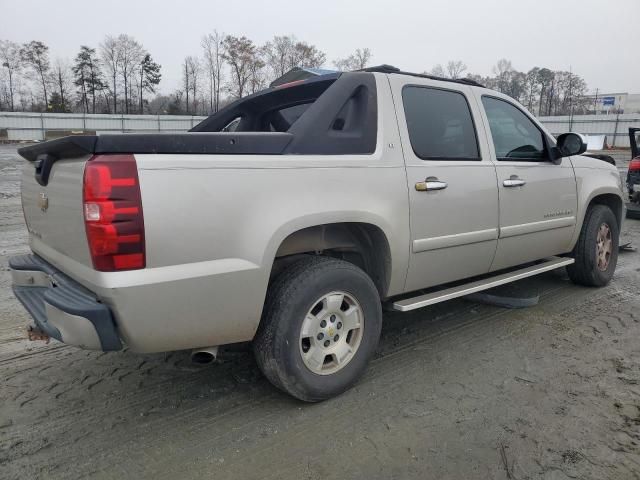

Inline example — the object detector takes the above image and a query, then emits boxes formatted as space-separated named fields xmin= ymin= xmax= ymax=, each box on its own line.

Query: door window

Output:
xmin=481 ymin=96 xmax=547 ymax=161
xmin=402 ymin=87 xmax=480 ymax=161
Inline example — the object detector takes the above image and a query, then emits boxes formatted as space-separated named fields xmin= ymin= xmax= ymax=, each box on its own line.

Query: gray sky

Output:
xmin=2 ymin=0 xmax=638 ymax=94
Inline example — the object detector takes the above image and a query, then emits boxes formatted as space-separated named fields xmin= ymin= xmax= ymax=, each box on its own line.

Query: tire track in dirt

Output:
xmin=1 ymin=267 xmax=635 ymax=479
xmin=153 ymin=280 xmax=640 ymax=480
xmin=6 ymin=272 xmax=624 ymax=480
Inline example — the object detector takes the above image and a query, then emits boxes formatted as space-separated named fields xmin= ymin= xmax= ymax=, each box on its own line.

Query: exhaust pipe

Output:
xmin=190 ymin=346 xmax=219 ymax=365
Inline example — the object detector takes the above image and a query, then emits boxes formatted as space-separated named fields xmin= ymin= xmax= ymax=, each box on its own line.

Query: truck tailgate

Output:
xmin=21 ymin=156 xmax=93 ymax=270
xmin=17 ymin=131 xmax=294 ymax=278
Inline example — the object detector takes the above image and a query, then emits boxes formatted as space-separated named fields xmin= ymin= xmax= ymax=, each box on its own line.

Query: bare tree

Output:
xmin=182 ymin=56 xmax=201 ymax=113
xmin=333 ymin=48 xmax=371 ymax=71
xmin=100 ymin=35 xmax=121 ymax=113
xmin=52 ymin=58 xmax=73 ymax=112
xmin=0 ymin=82 xmax=9 ymax=110
xmin=427 ymin=61 xmax=466 ymax=79
xmin=492 ymin=58 xmax=513 ymax=93
xmin=354 ymin=48 xmax=372 ymax=69
xmin=446 ymin=60 xmax=467 ymax=79
xmin=536 ymin=68 xmax=554 ymax=116
xmin=428 ymin=64 xmax=446 ymax=77
xmin=20 ymin=40 xmax=50 ymax=109
xmin=168 ymin=89 xmax=184 ymax=114
xmin=182 ymin=57 xmax=190 ymax=113
xmin=116 ymin=34 xmax=144 ymax=114
xmin=290 ymin=41 xmax=326 ymax=69
xmin=201 ymin=31 xmax=224 ymax=112
xmin=263 ymin=35 xmax=295 ymax=79
xmin=523 ymin=67 xmax=540 ymax=112
xmin=263 ymin=35 xmax=326 ymax=85
xmin=0 ymin=40 xmax=22 ymax=111
xmin=186 ymin=56 xmax=200 ymax=113
xmin=222 ymin=35 xmax=260 ymax=99
xmin=248 ymin=56 xmax=266 ymax=94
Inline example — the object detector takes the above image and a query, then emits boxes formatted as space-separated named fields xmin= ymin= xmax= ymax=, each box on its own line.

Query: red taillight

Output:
xmin=630 ymin=158 xmax=640 ymax=171
xmin=83 ymin=155 xmax=145 ymax=272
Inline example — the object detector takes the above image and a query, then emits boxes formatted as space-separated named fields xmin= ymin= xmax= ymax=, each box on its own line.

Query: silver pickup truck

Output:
xmin=10 ymin=65 xmax=625 ymax=401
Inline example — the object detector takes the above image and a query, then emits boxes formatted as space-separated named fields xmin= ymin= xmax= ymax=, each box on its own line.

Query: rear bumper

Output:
xmin=9 ymin=254 xmax=122 ymax=351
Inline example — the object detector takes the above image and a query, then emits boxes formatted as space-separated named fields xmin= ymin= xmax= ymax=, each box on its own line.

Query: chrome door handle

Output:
xmin=415 ymin=178 xmax=448 ymax=191
xmin=503 ymin=177 xmax=526 ymax=188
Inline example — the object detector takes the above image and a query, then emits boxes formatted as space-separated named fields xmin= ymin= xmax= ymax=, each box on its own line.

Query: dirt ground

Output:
xmin=1 ymin=144 xmax=640 ymax=479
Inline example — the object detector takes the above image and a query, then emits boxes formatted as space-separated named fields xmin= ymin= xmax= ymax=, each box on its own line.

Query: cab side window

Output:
xmin=402 ymin=86 xmax=480 ymax=161
xmin=481 ymin=96 xmax=547 ymax=161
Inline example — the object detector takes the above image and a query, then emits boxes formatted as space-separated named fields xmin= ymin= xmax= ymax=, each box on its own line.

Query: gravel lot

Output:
xmin=1 ymin=143 xmax=640 ymax=479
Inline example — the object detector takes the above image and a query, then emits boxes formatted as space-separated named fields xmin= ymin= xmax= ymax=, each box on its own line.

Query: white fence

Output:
xmin=539 ymin=113 xmax=640 ymax=148
xmin=1 ymin=111 xmax=639 ymax=148
xmin=0 ymin=112 xmax=207 ymax=141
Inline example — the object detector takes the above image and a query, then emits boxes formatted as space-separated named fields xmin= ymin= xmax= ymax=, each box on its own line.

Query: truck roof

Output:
xmin=362 ymin=64 xmax=485 ymax=88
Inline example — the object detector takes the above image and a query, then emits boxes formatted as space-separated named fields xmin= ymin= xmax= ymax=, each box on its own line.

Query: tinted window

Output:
xmin=402 ymin=87 xmax=479 ymax=160
xmin=482 ymin=96 xmax=547 ymax=161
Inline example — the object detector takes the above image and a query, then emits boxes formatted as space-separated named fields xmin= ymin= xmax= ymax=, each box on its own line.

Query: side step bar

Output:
xmin=392 ymin=256 xmax=575 ymax=312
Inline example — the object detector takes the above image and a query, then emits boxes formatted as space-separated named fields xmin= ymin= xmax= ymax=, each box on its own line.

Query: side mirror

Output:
xmin=551 ymin=133 xmax=587 ymax=162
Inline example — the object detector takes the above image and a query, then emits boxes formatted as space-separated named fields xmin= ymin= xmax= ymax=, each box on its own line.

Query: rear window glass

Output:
xmin=402 ymin=86 xmax=479 ymax=160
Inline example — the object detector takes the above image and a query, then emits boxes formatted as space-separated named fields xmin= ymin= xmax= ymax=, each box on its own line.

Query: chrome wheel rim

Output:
xmin=299 ymin=291 xmax=364 ymax=375
xmin=595 ymin=223 xmax=613 ymax=271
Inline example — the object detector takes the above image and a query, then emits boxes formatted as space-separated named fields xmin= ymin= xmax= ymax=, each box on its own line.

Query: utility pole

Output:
xmin=568 ymin=66 xmax=574 ymax=132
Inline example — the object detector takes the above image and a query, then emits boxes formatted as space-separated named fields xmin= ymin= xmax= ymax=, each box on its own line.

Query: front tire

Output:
xmin=567 ymin=204 xmax=619 ymax=286
xmin=254 ymin=256 xmax=382 ymax=402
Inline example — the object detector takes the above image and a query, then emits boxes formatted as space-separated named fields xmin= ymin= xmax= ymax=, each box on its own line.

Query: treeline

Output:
xmin=432 ymin=59 xmax=591 ymax=116
xmin=0 ymin=33 xmax=590 ymax=117
xmin=0 ymin=37 xmax=161 ymax=115
xmin=0 ymin=34 xmax=371 ymax=116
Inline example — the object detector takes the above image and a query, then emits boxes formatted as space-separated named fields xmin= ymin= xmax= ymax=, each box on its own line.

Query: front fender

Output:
xmin=570 ymin=164 xmax=624 ymax=249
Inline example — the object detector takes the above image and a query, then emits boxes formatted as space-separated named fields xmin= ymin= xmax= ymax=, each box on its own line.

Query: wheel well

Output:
xmin=272 ymin=223 xmax=391 ymax=298
xmin=588 ymin=194 xmax=623 ymax=228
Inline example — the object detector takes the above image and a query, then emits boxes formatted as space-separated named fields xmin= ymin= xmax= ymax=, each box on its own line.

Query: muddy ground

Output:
xmin=1 ymin=144 xmax=640 ymax=479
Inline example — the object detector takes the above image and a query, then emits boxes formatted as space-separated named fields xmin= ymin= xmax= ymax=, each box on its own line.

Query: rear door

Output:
xmin=389 ymin=76 xmax=499 ymax=292
xmin=474 ymin=93 xmax=577 ymax=271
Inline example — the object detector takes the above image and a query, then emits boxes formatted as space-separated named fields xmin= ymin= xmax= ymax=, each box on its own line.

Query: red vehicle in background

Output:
xmin=628 ymin=128 xmax=640 ymax=219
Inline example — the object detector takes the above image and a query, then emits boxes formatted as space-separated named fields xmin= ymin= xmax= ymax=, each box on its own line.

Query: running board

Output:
xmin=392 ymin=256 xmax=575 ymax=312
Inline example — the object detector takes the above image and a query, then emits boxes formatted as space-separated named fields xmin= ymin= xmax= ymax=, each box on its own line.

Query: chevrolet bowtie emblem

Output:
xmin=38 ymin=193 xmax=49 ymax=212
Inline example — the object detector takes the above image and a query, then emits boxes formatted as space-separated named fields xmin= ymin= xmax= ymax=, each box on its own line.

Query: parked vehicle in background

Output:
xmin=9 ymin=65 xmax=625 ymax=401
xmin=627 ymin=128 xmax=640 ymax=219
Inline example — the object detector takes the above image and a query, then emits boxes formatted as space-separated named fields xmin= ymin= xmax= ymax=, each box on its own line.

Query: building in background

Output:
xmin=583 ymin=92 xmax=640 ymax=114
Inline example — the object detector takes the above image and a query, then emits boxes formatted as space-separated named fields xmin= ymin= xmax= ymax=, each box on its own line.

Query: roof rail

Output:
xmin=361 ymin=64 xmax=485 ymax=88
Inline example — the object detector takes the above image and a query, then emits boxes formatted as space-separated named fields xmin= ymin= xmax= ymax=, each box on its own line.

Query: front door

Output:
xmin=390 ymin=77 xmax=500 ymax=292
xmin=475 ymin=94 xmax=578 ymax=271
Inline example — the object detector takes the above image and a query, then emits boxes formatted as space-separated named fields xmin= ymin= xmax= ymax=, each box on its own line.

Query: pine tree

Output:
xmin=73 ymin=46 xmax=105 ymax=113
xmin=138 ymin=54 xmax=161 ymax=113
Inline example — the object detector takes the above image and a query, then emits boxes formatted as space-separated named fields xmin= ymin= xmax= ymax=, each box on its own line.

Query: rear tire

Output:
xmin=567 ymin=204 xmax=619 ymax=287
xmin=253 ymin=256 xmax=382 ymax=402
